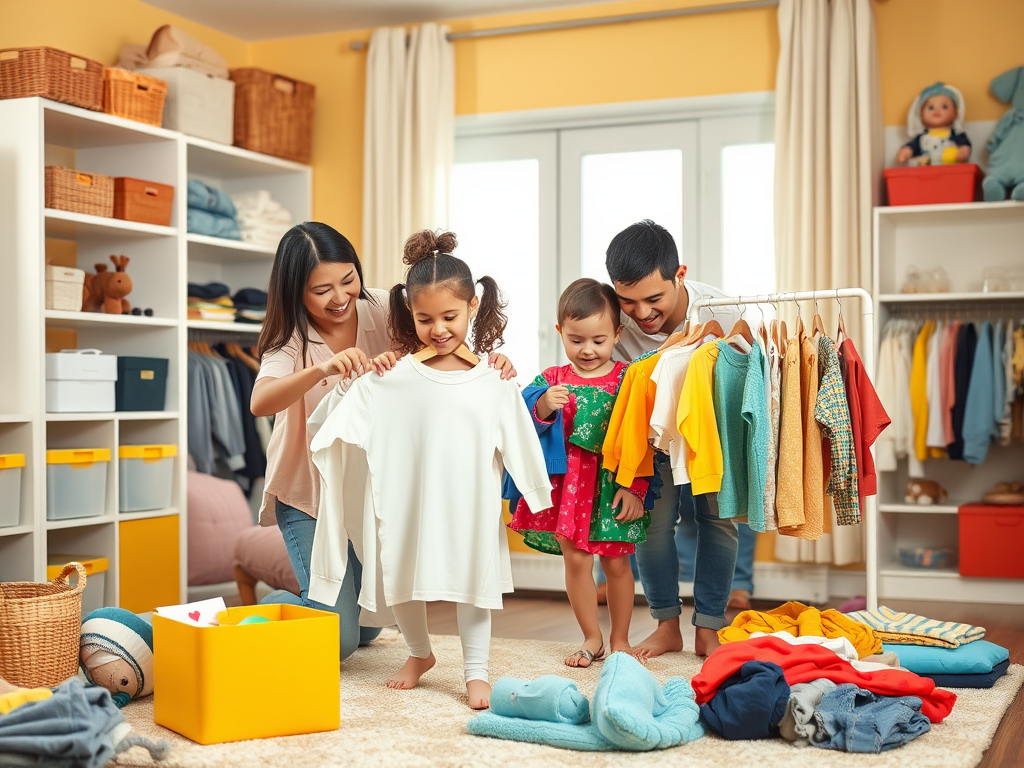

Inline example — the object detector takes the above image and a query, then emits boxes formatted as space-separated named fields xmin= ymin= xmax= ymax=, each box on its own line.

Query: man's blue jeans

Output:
xmin=268 ymin=501 xmax=381 ymax=660
xmin=634 ymin=458 xmax=738 ymax=630
xmin=678 ymin=515 xmax=756 ymax=593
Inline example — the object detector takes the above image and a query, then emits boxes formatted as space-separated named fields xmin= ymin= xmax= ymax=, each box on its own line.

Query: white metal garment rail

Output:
xmin=687 ymin=288 xmax=878 ymax=612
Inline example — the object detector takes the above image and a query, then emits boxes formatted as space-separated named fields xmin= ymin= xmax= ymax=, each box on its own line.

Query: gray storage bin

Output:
xmin=46 ymin=449 xmax=110 ymax=520
xmin=119 ymin=445 xmax=176 ymax=512
xmin=0 ymin=454 xmax=24 ymax=527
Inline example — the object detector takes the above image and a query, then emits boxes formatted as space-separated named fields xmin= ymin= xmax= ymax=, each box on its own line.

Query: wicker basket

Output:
xmin=230 ymin=68 xmax=314 ymax=163
xmin=103 ymin=68 xmax=167 ymax=126
xmin=0 ymin=47 xmax=103 ymax=110
xmin=0 ymin=562 xmax=87 ymax=687
xmin=45 ymin=265 xmax=86 ymax=311
xmin=45 ymin=166 xmax=114 ymax=218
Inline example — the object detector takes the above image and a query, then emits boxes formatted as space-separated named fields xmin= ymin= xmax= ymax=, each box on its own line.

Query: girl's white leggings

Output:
xmin=391 ymin=600 xmax=491 ymax=683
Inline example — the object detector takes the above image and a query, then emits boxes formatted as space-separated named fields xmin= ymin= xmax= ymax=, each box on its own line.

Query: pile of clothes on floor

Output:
xmin=187 ymin=282 xmax=267 ymax=326
xmin=186 ymin=179 xmax=294 ymax=248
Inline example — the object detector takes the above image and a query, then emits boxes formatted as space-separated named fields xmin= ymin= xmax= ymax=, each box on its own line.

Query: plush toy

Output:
xmin=982 ymin=481 xmax=1024 ymax=505
xmin=79 ymin=607 xmax=154 ymax=708
xmin=82 ymin=255 xmax=132 ymax=314
xmin=983 ymin=67 xmax=1024 ymax=201
xmin=896 ymin=82 xmax=971 ymax=166
xmin=904 ymin=479 xmax=948 ymax=506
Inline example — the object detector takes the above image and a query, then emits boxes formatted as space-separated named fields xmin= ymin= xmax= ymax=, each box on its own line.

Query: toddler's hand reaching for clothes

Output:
xmin=320 ymin=347 xmax=369 ymax=378
xmin=611 ymin=488 xmax=644 ymax=523
xmin=535 ymin=385 xmax=570 ymax=421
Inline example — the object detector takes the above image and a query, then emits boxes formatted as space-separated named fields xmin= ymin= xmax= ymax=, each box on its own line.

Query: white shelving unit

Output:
xmin=873 ymin=200 xmax=1024 ymax=605
xmin=0 ymin=97 xmax=310 ymax=611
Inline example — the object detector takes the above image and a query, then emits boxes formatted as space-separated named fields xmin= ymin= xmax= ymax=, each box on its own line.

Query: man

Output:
xmin=606 ymin=219 xmax=741 ymax=657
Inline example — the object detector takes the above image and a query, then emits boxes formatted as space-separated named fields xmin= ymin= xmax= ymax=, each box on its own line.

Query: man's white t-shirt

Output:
xmin=614 ymin=279 xmax=741 ymax=363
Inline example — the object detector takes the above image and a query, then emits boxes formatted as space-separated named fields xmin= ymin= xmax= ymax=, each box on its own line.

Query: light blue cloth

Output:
xmin=962 ymin=321 xmax=997 ymax=464
xmin=490 ymin=676 xmax=590 ymax=724
xmin=187 ymin=178 xmax=237 ymax=217
xmin=187 ymin=207 xmax=242 ymax=240
xmin=467 ymin=652 xmax=704 ymax=752
xmin=883 ymin=639 xmax=1009 ymax=675
xmin=811 ymin=683 xmax=930 ymax=753
xmin=993 ymin=321 xmax=1006 ymax=435
xmin=983 ymin=67 xmax=1024 ymax=202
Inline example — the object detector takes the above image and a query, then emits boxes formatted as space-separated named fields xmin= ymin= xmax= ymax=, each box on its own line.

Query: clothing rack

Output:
xmin=187 ymin=326 xmax=261 ymax=345
xmin=687 ymin=288 xmax=878 ymax=612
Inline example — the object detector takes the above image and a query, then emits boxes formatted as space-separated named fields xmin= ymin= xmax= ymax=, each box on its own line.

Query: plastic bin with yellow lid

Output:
xmin=47 ymin=555 xmax=108 ymax=616
xmin=119 ymin=445 xmax=177 ymax=513
xmin=0 ymin=453 xmax=25 ymax=528
xmin=46 ymin=448 xmax=110 ymax=521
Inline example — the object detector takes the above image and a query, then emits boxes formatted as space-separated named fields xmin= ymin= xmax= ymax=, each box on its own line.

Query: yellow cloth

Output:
xmin=601 ymin=353 xmax=658 ymax=486
xmin=775 ymin=336 xmax=804 ymax=527
xmin=718 ymin=601 xmax=882 ymax=658
xmin=910 ymin=321 xmax=935 ymax=462
xmin=677 ymin=341 xmax=723 ymax=495
xmin=0 ymin=688 xmax=52 ymax=715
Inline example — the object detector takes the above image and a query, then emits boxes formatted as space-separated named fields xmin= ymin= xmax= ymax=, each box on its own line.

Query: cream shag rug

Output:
xmin=119 ymin=629 xmax=1022 ymax=768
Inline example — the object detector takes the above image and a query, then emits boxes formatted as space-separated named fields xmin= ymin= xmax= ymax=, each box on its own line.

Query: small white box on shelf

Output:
xmin=0 ymin=454 xmax=24 ymax=527
xmin=46 ymin=449 xmax=110 ymax=520
xmin=45 ymin=266 xmax=85 ymax=311
xmin=137 ymin=67 xmax=234 ymax=145
xmin=45 ymin=350 xmax=117 ymax=412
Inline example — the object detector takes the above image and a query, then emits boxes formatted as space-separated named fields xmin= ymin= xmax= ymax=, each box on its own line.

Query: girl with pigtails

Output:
xmin=308 ymin=230 xmax=552 ymax=710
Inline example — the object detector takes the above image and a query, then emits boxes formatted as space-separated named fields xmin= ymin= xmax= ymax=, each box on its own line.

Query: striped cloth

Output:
xmin=846 ymin=606 xmax=986 ymax=648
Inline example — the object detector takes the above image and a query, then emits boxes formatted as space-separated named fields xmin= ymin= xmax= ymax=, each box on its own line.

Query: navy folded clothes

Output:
xmin=699 ymin=660 xmax=789 ymax=740
xmin=811 ymin=683 xmax=930 ymax=753
xmin=187 ymin=179 xmax=237 ymax=218
xmin=187 ymin=282 xmax=231 ymax=301
xmin=920 ymin=658 xmax=1011 ymax=689
xmin=233 ymin=288 xmax=268 ymax=308
xmin=187 ymin=208 xmax=242 ymax=240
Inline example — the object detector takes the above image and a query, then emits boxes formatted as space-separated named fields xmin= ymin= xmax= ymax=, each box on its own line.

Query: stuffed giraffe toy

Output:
xmin=83 ymin=255 xmax=132 ymax=314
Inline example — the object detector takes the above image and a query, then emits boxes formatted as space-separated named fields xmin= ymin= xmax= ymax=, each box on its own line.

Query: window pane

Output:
xmin=450 ymin=160 xmax=540 ymax=380
xmin=580 ymin=150 xmax=683 ymax=282
xmin=721 ymin=144 xmax=775 ymax=296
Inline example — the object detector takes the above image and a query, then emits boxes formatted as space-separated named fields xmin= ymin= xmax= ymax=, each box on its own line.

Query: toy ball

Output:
xmin=238 ymin=615 xmax=270 ymax=625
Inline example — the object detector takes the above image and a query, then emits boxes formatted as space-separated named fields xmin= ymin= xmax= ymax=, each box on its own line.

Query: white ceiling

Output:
xmin=140 ymin=0 xmax=620 ymax=42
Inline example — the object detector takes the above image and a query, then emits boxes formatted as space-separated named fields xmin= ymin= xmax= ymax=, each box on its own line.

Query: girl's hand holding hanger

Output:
xmin=489 ymin=353 xmax=517 ymax=380
xmin=320 ymin=347 xmax=370 ymax=378
xmin=611 ymin=488 xmax=644 ymax=522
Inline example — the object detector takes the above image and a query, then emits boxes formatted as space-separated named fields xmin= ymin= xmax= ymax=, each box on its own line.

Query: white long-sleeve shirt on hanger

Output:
xmin=306 ymin=357 xmax=552 ymax=625
xmin=925 ymin=323 xmax=946 ymax=449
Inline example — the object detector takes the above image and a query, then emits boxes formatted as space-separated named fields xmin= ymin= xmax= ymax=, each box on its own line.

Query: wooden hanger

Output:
xmin=835 ymin=295 xmax=849 ymax=346
xmin=657 ymin=329 xmax=688 ymax=351
xmin=727 ymin=317 xmax=755 ymax=349
xmin=413 ymin=343 xmax=480 ymax=366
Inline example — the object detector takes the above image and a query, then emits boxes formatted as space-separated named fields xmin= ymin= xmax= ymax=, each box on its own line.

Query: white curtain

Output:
xmin=362 ymin=23 xmax=454 ymax=290
xmin=773 ymin=0 xmax=882 ymax=567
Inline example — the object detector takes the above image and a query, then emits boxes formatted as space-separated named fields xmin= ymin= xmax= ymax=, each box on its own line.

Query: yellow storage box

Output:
xmin=153 ymin=604 xmax=339 ymax=744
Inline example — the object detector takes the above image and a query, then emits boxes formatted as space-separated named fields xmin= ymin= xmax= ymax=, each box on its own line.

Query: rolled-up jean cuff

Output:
xmin=692 ymin=611 xmax=728 ymax=631
xmin=650 ymin=603 xmax=683 ymax=621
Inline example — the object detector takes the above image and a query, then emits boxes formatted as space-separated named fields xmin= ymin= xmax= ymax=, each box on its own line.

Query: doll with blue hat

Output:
xmin=897 ymin=82 xmax=972 ymax=166
xmin=79 ymin=607 xmax=154 ymax=708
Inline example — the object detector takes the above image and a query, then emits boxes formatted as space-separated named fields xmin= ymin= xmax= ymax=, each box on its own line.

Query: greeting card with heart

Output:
xmin=155 ymin=597 xmax=228 ymax=626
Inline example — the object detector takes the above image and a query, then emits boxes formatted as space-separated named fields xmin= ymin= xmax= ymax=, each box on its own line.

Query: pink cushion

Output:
xmin=186 ymin=471 xmax=253 ymax=585
xmin=234 ymin=526 xmax=300 ymax=595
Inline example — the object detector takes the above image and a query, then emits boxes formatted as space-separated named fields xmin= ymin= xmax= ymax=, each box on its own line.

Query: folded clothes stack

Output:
xmin=233 ymin=288 xmax=267 ymax=325
xmin=188 ymin=281 xmax=235 ymax=322
xmin=187 ymin=180 xmax=241 ymax=240
xmin=231 ymin=190 xmax=293 ymax=250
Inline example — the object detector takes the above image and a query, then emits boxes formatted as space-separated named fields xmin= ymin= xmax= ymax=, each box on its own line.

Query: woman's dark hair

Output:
xmin=557 ymin=278 xmax=619 ymax=328
xmin=388 ymin=230 xmax=508 ymax=356
xmin=258 ymin=222 xmax=374 ymax=363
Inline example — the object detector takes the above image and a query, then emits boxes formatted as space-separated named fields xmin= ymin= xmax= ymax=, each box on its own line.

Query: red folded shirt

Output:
xmin=692 ymin=636 xmax=956 ymax=723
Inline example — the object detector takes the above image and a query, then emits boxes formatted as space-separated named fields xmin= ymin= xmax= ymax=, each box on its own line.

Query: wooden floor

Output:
xmin=426 ymin=594 xmax=1024 ymax=768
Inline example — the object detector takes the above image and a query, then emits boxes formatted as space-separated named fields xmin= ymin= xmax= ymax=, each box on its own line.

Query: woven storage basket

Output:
xmin=0 ymin=47 xmax=103 ymax=110
xmin=45 ymin=166 xmax=114 ymax=218
xmin=0 ymin=562 xmax=87 ymax=687
xmin=45 ymin=265 xmax=86 ymax=311
xmin=230 ymin=68 xmax=314 ymax=163
xmin=103 ymin=68 xmax=167 ymax=126
xmin=114 ymin=177 xmax=175 ymax=226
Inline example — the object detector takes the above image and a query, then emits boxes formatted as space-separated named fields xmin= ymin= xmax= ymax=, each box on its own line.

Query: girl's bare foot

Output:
xmin=386 ymin=653 xmax=436 ymax=689
xmin=564 ymin=634 xmax=604 ymax=668
xmin=466 ymin=679 xmax=491 ymax=709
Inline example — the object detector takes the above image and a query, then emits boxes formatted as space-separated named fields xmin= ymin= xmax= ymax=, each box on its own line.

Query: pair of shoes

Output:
xmin=565 ymin=644 xmax=605 ymax=668
xmin=727 ymin=589 xmax=752 ymax=611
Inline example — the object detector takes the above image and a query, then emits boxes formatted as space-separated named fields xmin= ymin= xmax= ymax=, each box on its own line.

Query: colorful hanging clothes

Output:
xmin=948 ymin=322 xmax=977 ymax=460
xmin=775 ymin=334 xmax=804 ymax=528
xmin=677 ymin=340 xmax=724 ymax=495
xmin=815 ymin=336 xmax=860 ymax=526
xmin=962 ymin=321 xmax=997 ymax=464
xmin=763 ymin=330 xmax=782 ymax=531
xmin=718 ymin=601 xmax=882 ymax=659
xmin=910 ymin=321 xmax=935 ymax=462
xmin=601 ymin=351 xmax=659 ymax=486
xmin=838 ymin=337 xmax=890 ymax=503
xmin=510 ymin=363 xmax=650 ymax=557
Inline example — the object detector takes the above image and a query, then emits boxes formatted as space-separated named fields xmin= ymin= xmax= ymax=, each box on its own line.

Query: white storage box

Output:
xmin=45 ymin=265 xmax=85 ymax=311
xmin=47 ymin=556 xmax=108 ymax=616
xmin=46 ymin=350 xmax=117 ymax=413
xmin=119 ymin=444 xmax=177 ymax=512
xmin=0 ymin=454 xmax=24 ymax=527
xmin=46 ymin=449 xmax=110 ymax=520
xmin=138 ymin=67 xmax=234 ymax=144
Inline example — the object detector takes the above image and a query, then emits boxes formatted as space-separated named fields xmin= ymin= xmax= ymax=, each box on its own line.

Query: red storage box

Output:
xmin=884 ymin=164 xmax=981 ymax=206
xmin=958 ymin=504 xmax=1024 ymax=579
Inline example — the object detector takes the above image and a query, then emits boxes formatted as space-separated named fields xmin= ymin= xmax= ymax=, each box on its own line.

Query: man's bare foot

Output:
xmin=386 ymin=653 xmax=436 ymax=689
xmin=727 ymin=588 xmax=752 ymax=611
xmin=596 ymin=582 xmax=607 ymax=605
xmin=565 ymin=635 xmax=604 ymax=668
xmin=694 ymin=626 xmax=722 ymax=657
xmin=466 ymin=679 xmax=491 ymax=710
xmin=633 ymin=620 xmax=684 ymax=658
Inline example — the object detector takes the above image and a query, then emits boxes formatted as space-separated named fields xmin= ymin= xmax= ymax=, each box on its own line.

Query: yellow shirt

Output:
xmin=677 ymin=341 xmax=723 ymax=495
xmin=779 ymin=331 xmax=825 ymax=541
xmin=0 ymin=688 xmax=52 ymax=715
xmin=718 ymin=600 xmax=882 ymax=658
xmin=775 ymin=336 xmax=804 ymax=528
xmin=910 ymin=321 xmax=935 ymax=462
xmin=601 ymin=354 xmax=658 ymax=486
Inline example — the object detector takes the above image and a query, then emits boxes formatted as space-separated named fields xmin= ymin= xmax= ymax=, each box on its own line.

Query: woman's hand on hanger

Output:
xmin=369 ymin=350 xmax=401 ymax=377
xmin=320 ymin=347 xmax=370 ymax=378
xmin=611 ymin=488 xmax=645 ymax=523
xmin=488 ymin=353 xmax=517 ymax=381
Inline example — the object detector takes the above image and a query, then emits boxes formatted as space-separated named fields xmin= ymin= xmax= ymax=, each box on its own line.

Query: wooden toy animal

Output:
xmin=83 ymin=255 xmax=132 ymax=314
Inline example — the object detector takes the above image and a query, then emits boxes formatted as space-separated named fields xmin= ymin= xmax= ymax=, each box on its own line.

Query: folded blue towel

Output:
xmin=187 ymin=208 xmax=241 ymax=240
xmin=187 ymin=179 xmax=237 ymax=217
xmin=490 ymin=676 xmax=589 ymax=724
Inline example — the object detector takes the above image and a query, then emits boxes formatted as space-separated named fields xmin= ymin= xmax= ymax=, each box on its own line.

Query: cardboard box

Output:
xmin=153 ymin=604 xmax=339 ymax=744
